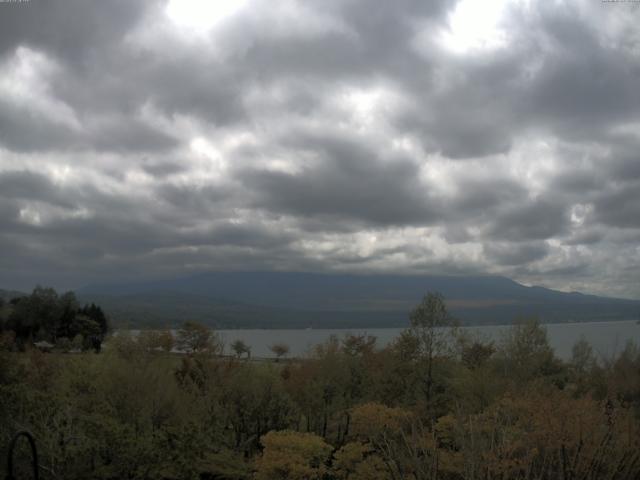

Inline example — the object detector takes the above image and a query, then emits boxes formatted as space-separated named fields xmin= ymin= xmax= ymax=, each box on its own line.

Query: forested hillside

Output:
xmin=1 ymin=294 xmax=639 ymax=479
xmin=80 ymin=272 xmax=640 ymax=328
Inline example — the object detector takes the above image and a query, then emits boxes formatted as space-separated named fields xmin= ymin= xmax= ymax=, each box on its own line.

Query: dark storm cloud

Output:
xmin=0 ymin=97 xmax=76 ymax=152
xmin=0 ymin=0 xmax=182 ymax=154
xmin=0 ymin=0 xmax=157 ymax=62
xmin=141 ymin=160 xmax=187 ymax=178
xmin=0 ymin=0 xmax=639 ymax=298
xmin=610 ymin=156 xmax=640 ymax=183
xmin=88 ymin=119 xmax=180 ymax=154
xmin=0 ymin=170 xmax=75 ymax=208
xmin=562 ymin=229 xmax=605 ymax=247
xmin=521 ymin=5 xmax=640 ymax=137
xmin=232 ymin=0 xmax=448 ymax=81
xmin=604 ymin=137 xmax=640 ymax=184
xmin=140 ymin=61 xmax=247 ymax=126
xmin=549 ymin=171 xmax=602 ymax=195
xmin=593 ymin=182 xmax=640 ymax=229
xmin=0 ymin=101 xmax=178 ymax=153
xmin=399 ymin=53 xmax=523 ymax=158
xmin=484 ymin=242 xmax=550 ymax=267
xmin=450 ymin=177 xmax=528 ymax=215
xmin=155 ymin=183 xmax=235 ymax=213
xmin=395 ymin=1 xmax=640 ymax=159
xmin=38 ymin=217 xmax=292 ymax=256
xmin=239 ymin=132 xmax=437 ymax=226
xmin=489 ymin=200 xmax=570 ymax=241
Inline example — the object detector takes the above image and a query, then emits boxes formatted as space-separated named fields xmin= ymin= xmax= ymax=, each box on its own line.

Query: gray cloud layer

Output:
xmin=0 ymin=0 xmax=638 ymax=298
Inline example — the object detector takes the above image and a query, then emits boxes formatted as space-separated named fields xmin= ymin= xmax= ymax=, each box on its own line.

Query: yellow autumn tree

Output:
xmin=332 ymin=441 xmax=390 ymax=480
xmin=348 ymin=402 xmax=439 ymax=479
xmin=349 ymin=402 xmax=411 ymax=441
xmin=254 ymin=430 xmax=332 ymax=480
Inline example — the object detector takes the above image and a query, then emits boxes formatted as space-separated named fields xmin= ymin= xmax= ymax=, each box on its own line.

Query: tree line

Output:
xmin=0 ymin=286 xmax=109 ymax=352
xmin=0 ymin=292 xmax=639 ymax=479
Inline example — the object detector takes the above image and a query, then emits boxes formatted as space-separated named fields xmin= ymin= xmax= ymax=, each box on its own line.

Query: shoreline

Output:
xmin=115 ymin=318 xmax=640 ymax=332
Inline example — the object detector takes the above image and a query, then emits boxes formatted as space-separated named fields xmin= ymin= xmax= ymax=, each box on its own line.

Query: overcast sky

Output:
xmin=0 ymin=0 xmax=638 ymax=298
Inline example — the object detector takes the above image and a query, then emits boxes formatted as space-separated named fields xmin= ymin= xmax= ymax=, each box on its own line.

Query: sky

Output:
xmin=0 ymin=0 xmax=638 ymax=299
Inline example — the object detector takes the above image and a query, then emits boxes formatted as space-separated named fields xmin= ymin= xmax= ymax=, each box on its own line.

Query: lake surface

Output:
xmin=215 ymin=320 xmax=640 ymax=360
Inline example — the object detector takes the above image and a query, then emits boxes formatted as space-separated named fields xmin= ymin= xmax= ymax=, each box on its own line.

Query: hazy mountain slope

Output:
xmin=0 ymin=289 xmax=25 ymax=301
xmin=79 ymin=272 xmax=640 ymax=328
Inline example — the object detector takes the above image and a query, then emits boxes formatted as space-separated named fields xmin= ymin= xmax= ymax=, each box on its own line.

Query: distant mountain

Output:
xmin=78 ymin=272 xmax=640 ymax=329
xmin=0 ymin=288 xmax=25 ymax=302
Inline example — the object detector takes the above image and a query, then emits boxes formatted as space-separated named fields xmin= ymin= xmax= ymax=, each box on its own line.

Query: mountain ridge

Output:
xmin=78 ymin=271 xmax=640 ymax=328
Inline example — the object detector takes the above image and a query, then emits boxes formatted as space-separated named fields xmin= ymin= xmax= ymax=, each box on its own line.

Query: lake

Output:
xmin=215 ymin=320 xmax=640 ymax=360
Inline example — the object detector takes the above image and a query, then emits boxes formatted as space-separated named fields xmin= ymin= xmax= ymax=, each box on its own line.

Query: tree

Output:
xmin=56 ymin=336 xmax=72 ymax=353
xmin=0 ymin=297 xmax=5 ymax=333
xmin=332 ymin=442 xmax=389 ymax=480
xmin=7 ymin=286 xmax=60 ymax=344
xmin=71 ymin=334 xmax=84 ymax=351
xmin=0 ymin=330 xmax=15 ymax=351
xmin=68 ymin=314 xmax=102 ymax=352
xmin=134 ymin=329 xmax=174 ymax=354
xmin=137 ymin=330 xmax=162 ymax=353
xmin=571 ymin=335 xmax=596 ymax=375
xmin=460 ymin=339 xmax=495 ymax=370
xmin=254 ymin=430 xmax=332 ymax=480
xmin=342 ymin=333 xmax=377 ymax=357
xmin=57 ymin=291 xmax=79 ymax=340
xmin=450 ymin=333 xmax=502 ymax=413
xmin=349 ymin=402 xmax=411 ymax=441
xmin=176 ymin=321 xmax=221 ymax=354
xmin=157 ymin=329 xmax=174 ymax=353
xmin=270 ymin=343 xmax=290 ymax=362
xmin=407 ymin=292 xmax=457 ymax=405
xmin=230 ymin=339 xmax=251 ymax=359
xmin=347 ymin=403 xmax=428 ymax=479
xmin=569 ymin=336 xmax=600 ymax=396
xmin=497 ymin=319 xmax=562 ymax=384
xmin=79 ymin=303 xmax=109 ymax=337
xmin=3 ymin=287 xmax=109 ymax=352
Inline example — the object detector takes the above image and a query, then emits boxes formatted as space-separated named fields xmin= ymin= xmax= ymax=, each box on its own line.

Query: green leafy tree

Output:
xmin=459 ymin=337 xmax=495 ymax=370
xmin=157 ymin=329 xmax=174 ymax=353
xmin=230 ymin=338 xmax=251 ymax=359
xmin=8 ymin=286 xmax=60 ymax=345
xmin=571 ymin=335 xmax=596 ymax=374
xmin=79 ymin=303 xmax=109 ymax=336
xmin=270 ymin=342 xmax=290 ymax=362
xmin=57 ymin=291 xmax=79 ymax=340
xmin=137 ymin=330 xmax=162 ymax=353
xmin=56 ymin=336 xmax=72 ymax=353
xmin=3 ymin=287 xmax=109 ymax=352
xmin=497 ymin=319 xmax=564 ymax=384
xmin=71 ymin=334 xmax=84 ymax=351
xmin=176 ymin=321 xmax=221 ymax=354
xmin=407 ymin=292 xmax=458 ymax=405
xmin=342 ymin=333 xmax=377 ymax=357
